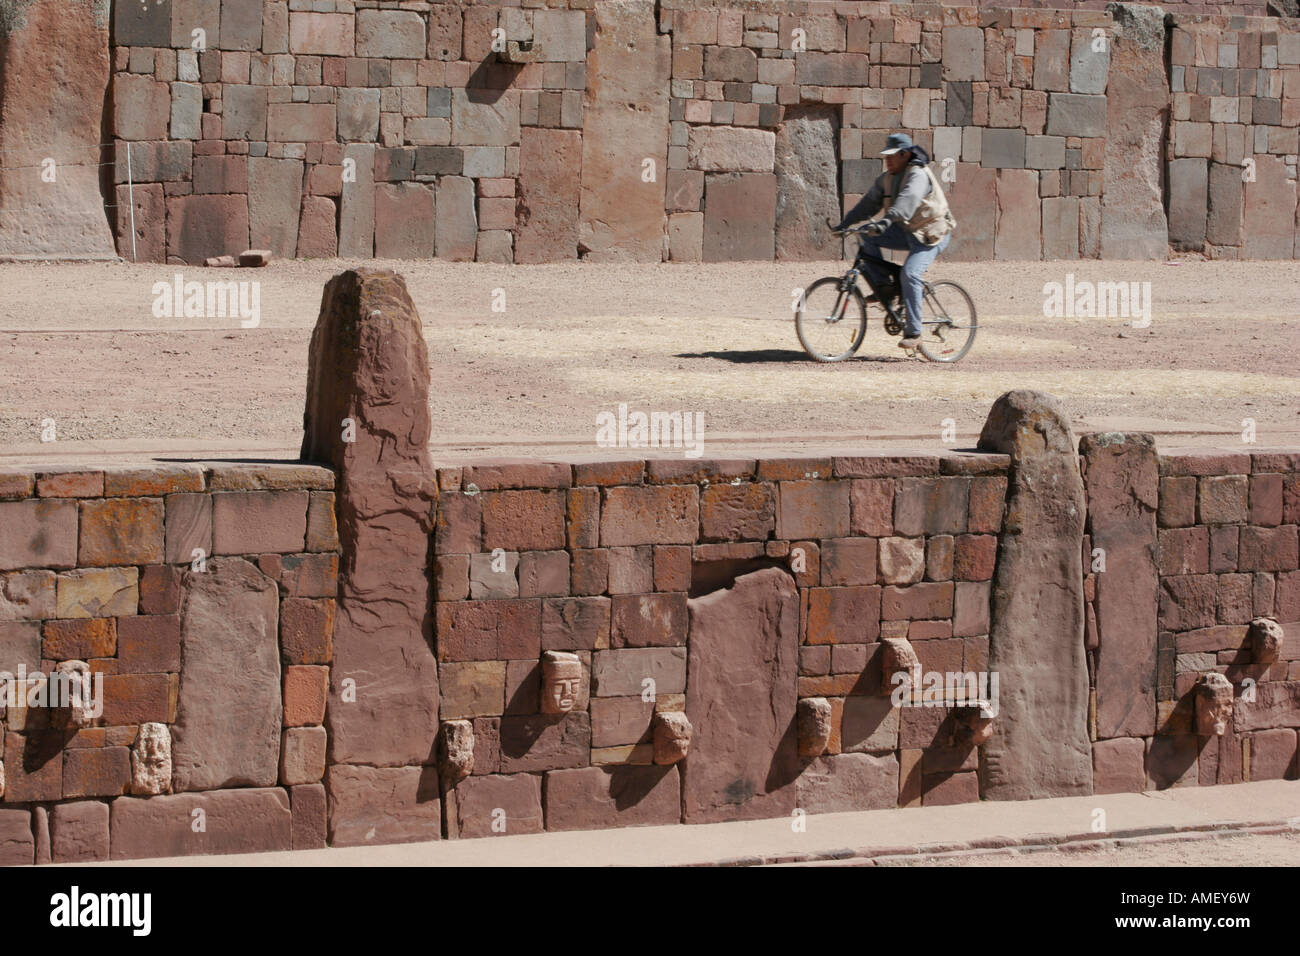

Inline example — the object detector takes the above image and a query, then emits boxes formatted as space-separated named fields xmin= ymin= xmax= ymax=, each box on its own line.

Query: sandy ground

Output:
xmin=1 ymin=256 xmax=1298 ymax=463
xmin=887 ymin=831 xmax=1300 ymax=866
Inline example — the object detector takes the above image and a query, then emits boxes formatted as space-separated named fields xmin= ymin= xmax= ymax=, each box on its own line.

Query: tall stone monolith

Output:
xmin=301 ymin=269 xmax=441 ymax=845
xmin=0 ymin=0 xmax=117 ymax=259
xmin=977 ymin=390 xmax=1093 ymax=798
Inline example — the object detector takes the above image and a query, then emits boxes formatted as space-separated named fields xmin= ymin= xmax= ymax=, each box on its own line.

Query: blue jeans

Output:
xmin=858 ymin=223 xmax=951 ymax=338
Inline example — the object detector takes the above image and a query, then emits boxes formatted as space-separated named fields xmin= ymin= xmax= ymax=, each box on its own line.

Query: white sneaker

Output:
xmin=898 ymin=336 xmax=921 ymax=349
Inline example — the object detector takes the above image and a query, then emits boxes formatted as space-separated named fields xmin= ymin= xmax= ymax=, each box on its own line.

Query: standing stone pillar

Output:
xmin=977 ymin=391 xmax=1093 ymax=799
xmin=1099 ymin=3 xmax=1170 ymax=258
xmin=301 ymin=269 xmax=441 ymax=845
xmin=1080 ymin=433 xmax=1159 ymax=739
xmin=0 ymin=0 xmax=117 ymax=258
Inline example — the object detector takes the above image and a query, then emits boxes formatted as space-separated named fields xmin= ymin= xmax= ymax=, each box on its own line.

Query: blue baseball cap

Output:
xmin=880 ymin=132 xmax=915 ymax=155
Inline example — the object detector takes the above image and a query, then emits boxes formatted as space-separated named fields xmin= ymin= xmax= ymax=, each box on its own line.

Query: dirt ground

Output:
xmin=1 ymin=256 xmax=1298 ymax=464
xmin=889 ymin=830 xmax=1300 ymax=866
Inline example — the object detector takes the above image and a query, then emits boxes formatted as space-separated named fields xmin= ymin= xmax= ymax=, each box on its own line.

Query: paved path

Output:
xmin=85 ymin=780 xmax=1299 ymax=867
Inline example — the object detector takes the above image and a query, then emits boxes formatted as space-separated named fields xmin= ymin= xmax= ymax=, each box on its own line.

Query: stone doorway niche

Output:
xmin=774 ymin=105 xmax=842 ymax=260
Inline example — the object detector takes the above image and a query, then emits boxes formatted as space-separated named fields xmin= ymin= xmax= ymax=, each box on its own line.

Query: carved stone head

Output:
xmin=881 ymin=637 xmax=922 ymax=702
xmin=540 ymin=651 xmax=586 ymax=715
xmin=53 ymin=660 xmax=93 ymax=729
xmin=131 ymin=722 xmax=172 ymax=795
xmin=1194 ymin=672 xmax=1234 ymax=737
xmin=952 ymin=705 xmax=995 ymax=747
xmin=1249 ymin=618 xmax=1284 ymax=664
xmin=439 ymin=719 xmax=474 ymax=785
xmin=653 ymin=711 xmax=693 ymax=765
xmin=797 ymin=697 xmax=833 ymax=758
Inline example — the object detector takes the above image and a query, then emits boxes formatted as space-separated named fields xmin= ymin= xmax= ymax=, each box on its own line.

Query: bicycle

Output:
xmin=794 ymin=222 xmax=978 ymax=363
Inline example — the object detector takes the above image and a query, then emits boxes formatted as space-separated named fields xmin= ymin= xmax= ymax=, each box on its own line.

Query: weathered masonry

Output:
xmin=2 ymin=0 xmax=1300 ymax=262
xmin=0 ymin=268 xmax=1295 ymax=863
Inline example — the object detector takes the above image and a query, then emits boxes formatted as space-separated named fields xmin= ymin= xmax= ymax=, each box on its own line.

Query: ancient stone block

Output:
xmin=995 ymin=169 xmax=1040 ymax=259
xmin=977 ymin=392 xmax=1092 ymax=799
xmin=1092 ymin=737 xmax=1147 ymax=794
xmin=943 ymin=27 xmax=984 ymax=81
xmin=688 ymin=126 xmax=775 ymax=172
xmin=338 ymin=144 xmax=375 ymax=257
xmin=166 ymin=194 xmax=251 ymax=264
xmin=1243 ymin=155 xmax=1298 ymax=259
xmin=326 ymin=765 xmax=440 ymax=847
xmin=516 ymin=128 xmax=582 ymax=263
xmin=1167 ymin=158 xmax=1208 ymax=248
xmin=111 ymin=788 xmax=292 ymax=859
xmin=684 ymin=568 xmax=798 ymax=822
xmin=436 ymin=176 xmax=477 ymax=261
xmin=373 ymin=183 xmax=436 ymax=259
xmin=499 ymin=713 xmax=591 ymax=772
xmin=56 ymin=567 xmax=138 ymax=619
xmin=545 ymin=765 xmax=681 ymax=831
xmin=0 ymin=500 xmax=77 ymax=570
xmin=248 ymin=157 xmax=302 ymax=260
xmin=797 ymin=752 xmax=899 ymax=813
xmin=50 ymin=800 xmax=109 ymax=863
xmin=212 ymin=491 xmax=308 ymax=554
xmin=578 ymin=0 xmax=670 ymax=261
xmin=288 ymin=11 xmax=353 ymax=56
xmin=356 ymin=10 xmax=425 ymax=58
xmin=457 ymin=773 xmax=543 ymax=837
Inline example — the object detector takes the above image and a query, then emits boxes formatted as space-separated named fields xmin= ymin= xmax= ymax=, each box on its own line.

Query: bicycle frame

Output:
xmin=836 ymin=229 xmax=906 ymax=324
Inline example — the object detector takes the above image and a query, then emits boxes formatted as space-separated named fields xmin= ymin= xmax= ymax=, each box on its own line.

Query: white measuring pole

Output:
xmin=125 ymin=141 xmax=137 ymax=263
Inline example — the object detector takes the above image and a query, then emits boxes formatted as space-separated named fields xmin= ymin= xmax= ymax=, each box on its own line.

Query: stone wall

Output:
xmin=0 ymin=463 xmax=339 ymax=863
xmin=81 ymin=0 xmax=1300 ymax=264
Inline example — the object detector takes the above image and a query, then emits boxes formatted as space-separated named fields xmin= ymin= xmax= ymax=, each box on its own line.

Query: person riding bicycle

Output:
xmin=832 ymin=132 xmax=956 ymax=352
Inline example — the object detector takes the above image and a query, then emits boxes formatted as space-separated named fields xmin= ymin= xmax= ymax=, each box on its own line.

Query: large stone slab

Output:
xmin=1100 ymin=5 xmax=1169 ymax=259
xmin=994 ymin=169 xmax=1040 ymax=260
xmin=248 ymin=157 xmax=303 ymax=259
xmin=977 ymin=391 xmax=1092 ymax=799
xmin=172 ymin=557 xmax=281 ymax=791
xmin=945 ymin=164 xmax=996 ymax=261
xmin=703 ymin=172 xmax=776 ymax=262
xmin=338 ymin=143 xmax=375 ymax=258
xmin=0 ymin=0 xmax=116 ymax=258
xmin=374 ymin=183 xmax=436 ymax=259
xmin=517 ymin=128 xmax=582 ymax=263
xmin=774 ymin=108 xmax=840 ymax=261
xmin=1243 ymin=155 xmax=1298 ymax=260
xmin=1167 ymin=158 xmax=1208 ymax=249
xmin=796 ymin=753 xmax=899 ymax=814
xmin=1082 ymin=433 xmax=1158 ymax=739
xmin=300 ymin=270 xmax=439 ymax=776
xmin=577 ymin=0 xmax=669 ymax=261
xmin=683 ymin=567 xmax=799 ymax=822
xmin=326 ymin=765 xmax=441 ymax=846
xmin=545 ymin=765 xmax=681 ymax=830
xmin=435 ymin=175 xmax=477 ymax=261
xmin=110 ymin=788 xmax=291 ymax=860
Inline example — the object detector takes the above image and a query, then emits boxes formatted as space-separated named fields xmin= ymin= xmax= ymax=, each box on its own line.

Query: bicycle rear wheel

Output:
xmin=917 ymin=280 xmax=978 ymax=363
xmin=795 ymin=276 xmax=867 ymax=362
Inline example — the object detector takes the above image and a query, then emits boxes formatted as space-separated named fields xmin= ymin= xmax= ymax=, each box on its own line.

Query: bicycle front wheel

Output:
xmin=918 ymin=280 xmax=978 ymax=363
xmin=795 ymin=276 xmax=867 ymax=363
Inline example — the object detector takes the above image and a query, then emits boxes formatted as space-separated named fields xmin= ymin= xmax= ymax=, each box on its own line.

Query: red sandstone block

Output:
xmin=0 ymin=471 xmax=34 ymax=500
xmin=571 ymin=460 xmax=645 ymax=486
xmin=543 ymin=765 xmax=680 ymax=831
xmin=1210 ymin=526 xmax=1239 ymax=572
xmin=646 ymin=460 xmax=755 ymax=485
xmin=894 ymin=477 xmax=970 ymax=536
xmin=1238 ymin=526 xmax=1299 ymax=572
xmin=435 ymin=553 xmax=470 ymax=601
xmin=922 ymin=771 xmax=980 ymax=805
xmin=284 ymin=665 xmax=328 ymax=727
xmin=882 ymin=582 xmax=954 ymax=621
xmin=110 ymin=788 xmax=292 ymax=860
xmin=757 ymin=458 xmax=833 ymax=481
xmin=850 ymin=478 xmax=894 ymax=536
xmin=570 ymin=549 xmax=608 ymax=596
xmin=42 ymin=618 xmax=116 ymax=660
xmin=600 ymin=485 xmax=699 ymax=546
xmin=790 ymin=539 xmax=820 ymax=588
xmin=653 ymin=546 xmax=691 ymax=592
xmin=1159 ymin=450 xmax=1251 ymax=477
xmin=1158 ymin=476 xmax=1197 ymax=528
xmin=914 ymin=636 xmax=963 ymax=675
xmin=463 ymin=461 xmax=571 ymax=491
xmin=116 ymin=615 xmax=181 ymax=673
xmin=519 ymin=550 xmax=570 ymax=598
xmin=50 ymin=801 xmax=109 ymax=863
xmin=481 ymin=489 xmax=566 ymax=551
xmin=102 ymin=674 xmax=173 ymax=724
xmin=953 ymin=534 xmax=996 ymax=581
xmin=36 ymin=472 xmax=104 ymax=498
xmin=279 ymin=597 xmax=334 ymax=665
xmin=436 ymin=494 xmax=482 ymax=554
xmin=103 ymin=466 xmax=204 ymax=497
xmin=1198 ymin=476 xmax=1249 ymax=525
xmin=567 ymin=487 xmax=599 ymax=549
xmin=777 ymin=480 xmax=850 ymax=539
xmin=805 ymin=586 xmax=881 ymax=644
xmin=62 ymin=746 xmax=131 ymax=799
xmin=1158 ymin=526 xmax=1210 ymax=576
xmin=1092 ymin=737 xmax=1147 ymax=794
xmin=212 ymin=491 xmax=308 ymax=554
xmin=692 ymin=542 xmax=763 ymax=562
xmin=610 ymin=593 xmax=688 ymax=648
xmin=800 ymin=644 xmax=831 ymax=676
xmin=4 ymin=731 xmax=63 ymax=801
xmin=305 ymin=492 xmax=338 ymax=552
xmin=834 ymin=454 xmax=940 ymax=478
xmin=607 ymin=546 xmax=654 ymax=594
xmin=821 ymin=537 xmax=878 ymax=587
xmin=1251 ymin=452 xmax=1300 ymax=473
xmin=910 ymin=620 xmax=953 ymax=641
xmin=967 ymin=475 xmax=1006 ymax=533
xmin=541 ymin=597 xmax=610 ymax=651
xmin=1249 ymin=729 xmax=1298 ymax=780
xmin=78 ymin=498 xmax=164 ymax=566
xmin=699 ymin=482 xmax=775 ymax=541
xmin=939 ymin=453 xmax=1008 ymax=476
xmin=279 ymin=553 xmax=337 ymax=597
xmin=436 ymin=599 xmax=542 ymax=662
xmin=290 ymin=783 xmax=327 ymax=850
xmin=1250 ymin=474 xmax=1284 ymax=527
xmin=1159 ymin=575 xmax=1218 ymax=632
xmin=1284 ymin=476 xmax=1300 ymax=525
xmin=590 ymin=696 xmax=655 ymax=748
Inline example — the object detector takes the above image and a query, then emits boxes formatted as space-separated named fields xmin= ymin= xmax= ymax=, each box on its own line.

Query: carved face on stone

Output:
xmin=439 ymin=719 xmax=474 ymax=785
xmin=53 ymin=660 xmax=93 ymax=729
xmin=653 ymin=711 xmax=692 ymax=765
xmin=1249 ymin=618 xmax=1284 ymax=664
xmin=1194 ymin=673 xmax=1234 ymax=737
xmin=797 ymin=697 xmax=833 ymax=759
xmin=131 ymin=722 xmax=172 ymax=795
xmin=541 ymin=651 xmax=585 ymax=715
xmin=953 ymin=706 xmax=995 ymax=747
